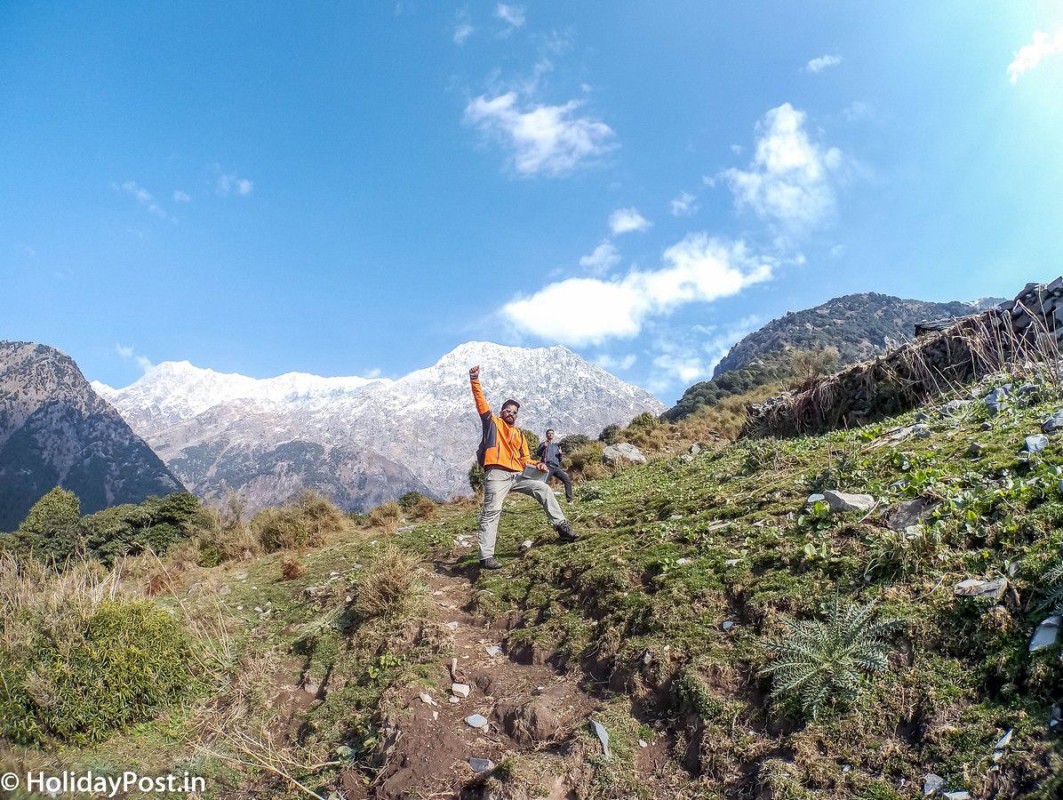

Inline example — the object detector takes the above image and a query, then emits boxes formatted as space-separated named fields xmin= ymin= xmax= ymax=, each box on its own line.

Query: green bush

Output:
xmin=397 ymin=491 xmax=425 ymax=512
xmin=761 ymin=599 xmax=901 ymax=720
xmin=15 ymin=488 xmax=82 ymax=565
xmin=0 ymin=600 xmax=195 ymax=745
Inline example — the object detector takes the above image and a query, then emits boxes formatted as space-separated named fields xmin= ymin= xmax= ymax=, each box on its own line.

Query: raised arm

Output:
xmin=469 ymin=365 xmax=490 ymax=417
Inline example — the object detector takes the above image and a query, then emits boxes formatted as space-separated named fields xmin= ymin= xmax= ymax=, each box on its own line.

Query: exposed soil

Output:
xmin=364 ymin=564 xmax=598 ymax=799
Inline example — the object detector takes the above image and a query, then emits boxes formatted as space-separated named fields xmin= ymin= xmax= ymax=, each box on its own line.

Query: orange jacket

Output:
xmin=471 ymin=377 xmax=532 ymax=472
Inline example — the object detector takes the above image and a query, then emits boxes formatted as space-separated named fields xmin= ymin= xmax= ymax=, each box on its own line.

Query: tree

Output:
xmin=16 ymin=488 xmax=82 ymax=565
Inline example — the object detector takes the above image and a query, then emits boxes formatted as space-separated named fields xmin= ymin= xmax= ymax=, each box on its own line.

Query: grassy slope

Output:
xmin=400 ymin=374 xmax=1063 ymax=799
xmin=4 ymin=373 xmax=1063 ymax=799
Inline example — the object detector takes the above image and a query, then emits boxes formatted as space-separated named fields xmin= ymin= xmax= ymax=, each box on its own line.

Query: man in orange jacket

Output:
xmin=469 ymin=364 xmax=577 ymax=569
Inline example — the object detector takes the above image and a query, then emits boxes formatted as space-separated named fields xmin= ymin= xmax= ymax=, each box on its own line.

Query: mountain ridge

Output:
xmin=99 ymin=341 xmax=664 ymax=513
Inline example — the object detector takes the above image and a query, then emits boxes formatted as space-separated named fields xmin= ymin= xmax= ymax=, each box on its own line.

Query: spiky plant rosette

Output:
xmin=761 ymin=598 xmax=902 ymax=720
xmin=1040 ymin=559 xmax=1063 ymax=615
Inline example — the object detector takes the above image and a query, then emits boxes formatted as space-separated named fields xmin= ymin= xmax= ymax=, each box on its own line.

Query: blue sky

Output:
xmin=3 ymin=2 xmax=1062 ymax=403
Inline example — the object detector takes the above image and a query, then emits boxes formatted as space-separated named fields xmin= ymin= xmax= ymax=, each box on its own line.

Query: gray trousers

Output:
xmin=478 ymin=468 xmax=567 ymax=559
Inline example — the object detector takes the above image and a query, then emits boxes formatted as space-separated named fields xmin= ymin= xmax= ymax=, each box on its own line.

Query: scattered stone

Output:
xmin=689 ymin=443 xmax=702 ymax=454
xmin=915 ymin=412 xmax=930 ymax=422
xmin=721 ymin=620 xmax=735 ymax=631
xmin=981 ymin=421 xmax=993 ymax=431
xmin=1050 ymin=704 xmax=1063 ymax=733
xmin=954 ymin=577 xmax=1007 ymax=600
xmin=1018 ymin=383 xmax=1039 ymax=395
xmin=1025 ymin=434 xmax=1049 ymax=454
xmin=1029 ymin=615 xmax=1061 ymax=652
xmin=676 ymin=557 xmax=690 ymax=565
xmin=642 ymin=650 xmax=653 ymax=666
xmin=995 ymin=729 xmax=1013 ymax=750
xmin=943 ymin=792 xmax=970 ymax=800
xmin=464 ymin=714 xmax=489 ymax=729
xmin=520 ymin=539 xmax=533 ymax=552
xmin=912 ymin=424 xmax=932 ymax=438
xmin=923 ymin=772 xmax=945 ymax=795
xmin=806 ymin=493 xmax=826 ymax=504
xmin=941 ymin=399 xmax=971 ymax=416
xmin=823 ymin=490 xmax=875 ymax=513
xmin=984 ymin=386 xmax=1010 ymax=416
xmin=419 ymin=692 xmax=436 ymax=706
xmin=452 ymin=683 xmax=471 ymax=698
xmin=449 ymin=696 xmax=461 ymax=704
xmin=485 ymin=645 xmax=503 ymax=657
xmin=602 ymin=442 xmax=648 ymax=466
xmin=968 ymin=442 xmax=984 ymax=457
xmin=590 ymin=719 xmax=611 ymax=759
xmin=432 ymin=710 xmax=438 ymax=720
xmin=638 ymin=739 xmax=648 ymax=748
xmin=254 ymin=606 xmax=263 ymax=613
xmin=468 ymin=758 xmax=495 ymax=774
xmin=884 ymin=498 xmax=935 ymax=531
xmin=679 ymin=454 xmax=694 ymax=463
xmin=725 ymin=558 xmax=742 ymax=567
xmin=1043 ymin=410 xmax=1063 ymax=434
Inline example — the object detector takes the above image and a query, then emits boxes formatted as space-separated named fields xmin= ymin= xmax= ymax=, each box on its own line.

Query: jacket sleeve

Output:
xmin=470 ymin=377 xmax=491 ymax=418
xmin=534 ymin=442 xmax=545 ymax=460
xmin=519 ymin=432 xmax=532 ymax=465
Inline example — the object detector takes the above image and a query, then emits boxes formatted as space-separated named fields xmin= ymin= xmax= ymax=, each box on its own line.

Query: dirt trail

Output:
xmin=354 ymin=556 xmax=599 ymax=800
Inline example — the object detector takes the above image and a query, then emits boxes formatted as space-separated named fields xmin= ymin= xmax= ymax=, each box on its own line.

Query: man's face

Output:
xmin=546 ymin=430 xmax=554 ymax=441
xmin=500 ymin=405 xmax=518 ymax=424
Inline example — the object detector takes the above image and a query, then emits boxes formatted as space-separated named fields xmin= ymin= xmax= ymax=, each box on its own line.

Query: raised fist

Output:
xmin=469 ymin=365 xmax=480 ymax=380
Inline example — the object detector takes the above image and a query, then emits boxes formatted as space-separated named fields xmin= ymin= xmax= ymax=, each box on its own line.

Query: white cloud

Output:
xmin=454 ymin=22 xmax=474 ymax=44
xmin=496 ymin=3 xmax=525 ymax=30
xmin=502 ymin=234 xmax=773 ymax=345
xmin=594 ymin=353 xmax=637 ymax=372
xmin=670 ymin=191 xmax=698 ymax=217
xmin=609 ymin=207 xmax=651 ymax=235
xmin=1007 ymin=28 xmax=1063 ymax=83
xmin=720 ymin=103 xmax=842 ymax=233
xmin=217 ymin=172 xmax=254 ymax=196
xmin=645 ymin=315 xmax=762 ymax=395
xmin=830 ymin=244 xmax=846 ymax=258
xmin=464 ymin=92 xmax=616 ymax=176
xmin=843 ymin=101 xmax=871 ymax=122
xmin=173 ymin=190 xmax=192 ymax=203
xmin=453 ymin=8 xmax=474 ymax=44
xmin=579 ymin=240 xmax=621 ymax=274
xmin=804 ymin=54 xmax=842 ymax=74
xmin=118 ymin=181 xmax=175 ymax=222
xmin=116 ymin=344 xmax=153 ymax=372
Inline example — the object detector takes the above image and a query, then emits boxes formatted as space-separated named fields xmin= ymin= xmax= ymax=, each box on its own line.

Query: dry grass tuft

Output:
xmin=349 ymin=544 xmax=420 ymax=620
xmin=281 ymin=558 xmax=308 ymax=581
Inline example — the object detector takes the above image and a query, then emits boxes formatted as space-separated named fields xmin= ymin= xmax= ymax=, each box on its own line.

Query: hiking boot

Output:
xmin=479 ymin=557 xmax=503 ymax=570
xmin=555 ymin=521 xmax=578 ymax=542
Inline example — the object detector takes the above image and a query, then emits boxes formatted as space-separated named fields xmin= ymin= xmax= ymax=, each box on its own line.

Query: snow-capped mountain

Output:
xmin=95 ymin=342 xmax=664 ymax=513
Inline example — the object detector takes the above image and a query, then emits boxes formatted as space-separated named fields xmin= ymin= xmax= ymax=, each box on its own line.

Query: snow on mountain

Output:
xmin=100 ymin=342 xmax=664 ymax=512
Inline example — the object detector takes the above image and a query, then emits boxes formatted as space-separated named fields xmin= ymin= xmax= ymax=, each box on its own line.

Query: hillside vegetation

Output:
xmin=666 ymin=293 xmax=1001 ymax=421
xmin=2 ymin=363 xmax=1063 ymax=798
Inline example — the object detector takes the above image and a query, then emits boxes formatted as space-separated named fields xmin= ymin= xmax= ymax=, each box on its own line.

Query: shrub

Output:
xmin=397 ymin=491 xmax=425 ymax=512
xmin=252 ymin=492 xmax=346 ymax=552
xmin=80 ymin=492 xmax=205 ymax=566
xmin=14 ymin=488 xmax=82 ymax=565
xmin=349 ymin=544 xmax=419 ymax=620
xmin=365 ymin=501 xmax=402 ymax=531
xmin=410 ymin=496 xmax=438 ymax=520
xmin=0 ymin=557 xmax=196 ymax=746
xmin=468 ymin=463 xmax=485 ymax=494
xmin=557 ymin=434 xmax=591 ymax=456
xmin=194 ymin=493 xmax=260 ymax=565
xmin=761 ymin=598 xmax=901 ymax=720
xmin=281 ymin=558 xmax=308 ymax=580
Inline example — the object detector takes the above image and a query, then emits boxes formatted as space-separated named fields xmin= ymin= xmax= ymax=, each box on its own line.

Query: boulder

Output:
xmin=983 ymin=386 xmax=1011 ymax=416
xmin=1043 ymin=410 xmax=1063 ymax=434
xmin=884 ymin=498 xmax=935 ymax=531
xmin=1025 ymin=434 xmax=1049 ymax=454
xmin=1029 ymin=615 xmax=1061 ymax=652
xmin=953 ymin=578 xmax=1007 ymax=600
xmin=602 ymin=442 xmax=647 ymax=466
xmin=823 ymin=490 xmax=875 ymax=513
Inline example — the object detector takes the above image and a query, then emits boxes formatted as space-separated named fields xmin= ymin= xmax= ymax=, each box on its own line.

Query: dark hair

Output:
xmin=546 ymin=428 xmax=554 ymax=434
xmin=502 ymin=399 xmax=520 ymax=411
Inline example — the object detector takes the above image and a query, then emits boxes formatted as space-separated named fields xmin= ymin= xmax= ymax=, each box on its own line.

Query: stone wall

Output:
xmin=741 ymin=278 xmax=1063 ymax=439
